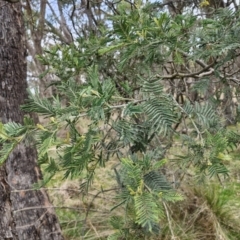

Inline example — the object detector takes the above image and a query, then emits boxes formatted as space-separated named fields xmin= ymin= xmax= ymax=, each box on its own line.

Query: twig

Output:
xmin=13 ymin=205 xmax=108 ymax=214
xmin=82 ymin=187 xmax=118 ymax=239
xmin=172 ymin=97 xmax=204 ymax=145
xmin=88 ymin=220 xmax=100 ymax=238
xmin=155 ymin=67 xmax=214 ymax=79
xmin=163 ymin=201 xmax=176 ymax=240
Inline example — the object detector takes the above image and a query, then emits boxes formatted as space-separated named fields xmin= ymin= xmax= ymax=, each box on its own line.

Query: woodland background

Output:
xmin=1 ymin=0 xmax=240 ymax=239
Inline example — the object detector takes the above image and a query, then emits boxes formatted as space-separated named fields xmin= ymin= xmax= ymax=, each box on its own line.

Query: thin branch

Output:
xmin=163 ymin=201 xmax=176 ymax=240
xmin=172 ymin=97 xmax=204 ymax=144
xmin=155 ymin=67 xmax=214 ymax=79
xmin=70 ymin=0 xmax=81 ymax=37
xmin=37 ymin=0 xmax=47 ymax=40
xmin=45 ymin=19 xmax=70 ymax=44
xmin=13 ymin=205 xmax=108 ymax=214
xmin=82 ymin=187 xmax=118 ymax=239
xmin=57 ymin=0 xmax=73 ymax=43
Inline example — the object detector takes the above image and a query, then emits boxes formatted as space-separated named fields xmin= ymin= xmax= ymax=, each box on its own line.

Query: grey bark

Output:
xmin=0 ymin=1 xmax=64 ymax=239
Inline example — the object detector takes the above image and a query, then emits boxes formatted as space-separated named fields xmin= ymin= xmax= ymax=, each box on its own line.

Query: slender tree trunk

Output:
xmin=0 ymin=1 xmax=64 ymax=239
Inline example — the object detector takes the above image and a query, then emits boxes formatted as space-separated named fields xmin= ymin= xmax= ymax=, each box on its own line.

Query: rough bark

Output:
xmin=0 ymin=1 xmax=64 ymax=239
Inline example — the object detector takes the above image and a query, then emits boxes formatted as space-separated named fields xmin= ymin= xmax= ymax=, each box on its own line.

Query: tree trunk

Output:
xmin=0 ymin=1 xmax=64 ymax=239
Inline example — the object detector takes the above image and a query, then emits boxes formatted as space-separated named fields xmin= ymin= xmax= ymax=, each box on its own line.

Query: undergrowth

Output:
xmin=43 ymin=144 xmax=240 ymax=240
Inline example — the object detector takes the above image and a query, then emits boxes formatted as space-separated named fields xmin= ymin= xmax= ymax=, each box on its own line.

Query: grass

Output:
xmin=43 ymin=158 xmax=119 ymax=240
xmin=42 ymin=155 xmax=240 ymax=240
xmin=39 ymin=120 xmax=240 ymax=240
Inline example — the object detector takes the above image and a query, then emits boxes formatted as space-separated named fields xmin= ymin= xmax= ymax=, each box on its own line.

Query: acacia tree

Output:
xmin=2 ymin=1 xmax=240 ymax=239
xmin=0 ymin=1 xmax=63 ymax=239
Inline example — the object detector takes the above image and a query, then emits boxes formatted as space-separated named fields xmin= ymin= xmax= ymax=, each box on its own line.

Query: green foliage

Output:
xmin=56 ymin=208 xmax=84 ymax=239
xmin=182 ymin=101 xmax=219 ymax=130
xmin=0 ymin=122 xmax=28 ymax=164
xmin=175 ymin=129 xmax=238 ymax=181
xmin=0 ymin=141 xmax=17 ymax=165
xmin=134 ymin=192 xmax=160 ymax=231
xmin=2 ymin=4 xmax=240 ymax=239
xmin=108 ymin=155 xmax=182 ymax=238
xmin=22 ymin=90 xmax=61 ymax=116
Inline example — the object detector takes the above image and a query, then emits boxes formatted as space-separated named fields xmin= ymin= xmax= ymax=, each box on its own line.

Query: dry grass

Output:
xmin=39 ymin=118 xmax=240 ymax=240
xmin=44 ymin=156 xmax=240 ymax=240
xmin=45 ymin=157 xmax=120 ymax=240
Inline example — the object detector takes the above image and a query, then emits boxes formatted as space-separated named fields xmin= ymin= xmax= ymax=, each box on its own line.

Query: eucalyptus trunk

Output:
xmin=0 ymin=1 xmax=63 ymax=239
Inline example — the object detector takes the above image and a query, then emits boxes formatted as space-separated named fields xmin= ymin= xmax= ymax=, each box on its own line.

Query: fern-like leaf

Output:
xmin=208 ymin=163 xmax=229 ymax=178
xmin=22 ymin=91 xmax=60 ymax=116
xmin=0 ymin=142 xmax=17 ymax=165
xmin=134 ymin=192 xmax=160 ymax=232
xmin=144 ymin=171 xmax=172 ymax=191
xmin=4 ymin=122 xmax=27 ymax=137
xmin=143 ymin=99 xmax=176 ymax=135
